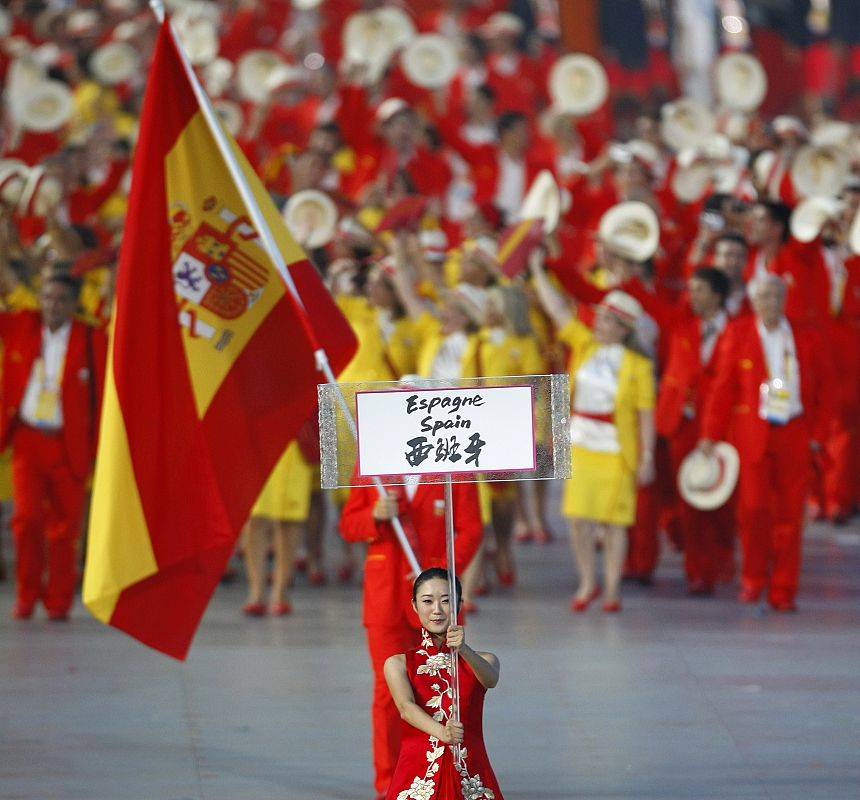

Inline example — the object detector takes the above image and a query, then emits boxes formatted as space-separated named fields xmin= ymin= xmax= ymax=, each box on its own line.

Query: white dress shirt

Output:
xmin=756 ymin=317 xmax=803 ymax=417
xmin=20 ymin=321 xmax=72 ymax=430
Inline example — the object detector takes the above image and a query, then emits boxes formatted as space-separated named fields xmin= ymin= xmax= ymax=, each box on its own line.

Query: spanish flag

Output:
xmin=82 ymin=21 xmax=356 ymax=660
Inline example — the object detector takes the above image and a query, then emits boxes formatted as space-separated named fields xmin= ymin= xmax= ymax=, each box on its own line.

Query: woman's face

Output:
xmin=593 ymin=307 xmax=630 ymax=345
xmin=440 ymin=297 xmax=470 ymax=335
xmin=366 ymin=268 xmax=396 ymax=309
xmin=412 ymin=577 xmax=453 ymax=635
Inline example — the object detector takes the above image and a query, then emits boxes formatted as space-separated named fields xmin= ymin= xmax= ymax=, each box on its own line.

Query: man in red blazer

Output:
xmin=340 ymin=477 xmax=482 ymax=800
xmin=698 ymin=274 xmax=829 ymax=611
xmin=656 ymin=268 xmax=735 ymax=594
xmin=0 ymin=273 xmax=106 ymax=620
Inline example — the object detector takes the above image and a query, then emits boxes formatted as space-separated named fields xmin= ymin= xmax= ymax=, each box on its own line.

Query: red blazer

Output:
xmin=700 ymin=316 xmax=830 ymax=464
xmin=656 ymin=316 xmax=725 ymax=437
xmin=340 ymin=479 xmax=482 ymax=629
xmin=0 ymin=311 xmax=107 ymax=478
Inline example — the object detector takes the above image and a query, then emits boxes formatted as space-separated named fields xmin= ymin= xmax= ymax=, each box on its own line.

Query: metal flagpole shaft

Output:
xmin=148 ymin=0 xmax=421 ymax=576
xmin=444 ymin=473 xmax=462 ymax=766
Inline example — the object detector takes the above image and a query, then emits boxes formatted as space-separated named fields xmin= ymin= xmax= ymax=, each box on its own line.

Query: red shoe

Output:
xmin=601 ymin=600 xmax=622 ymax=613
xmin=514 ymin=529 xmax=532 ymax=544
xmin=472 ymin=583 xmax=490 ymax=597
xmin=11 ymin=603 xmax=34 ymax=620
xmin=269 ymin=602 xmax=292 ymax=616
xmin=294 ymin=555 xmax=308 ymax=573
xmin=336 ymin=564 xmax=354 ymax=583
xmin=46 ymin=610 xmax=69 ymax=622
xmin=242 ymin=602 xmax=267 ymax=617
xmin=462 ymin=600 xmax=479 ymax=615
xmin=308 ymin=570 xmax=327 ymax=586
xmin=570 ymin=587 xmax=600 ymax=613
xmin=496 ymin=570 xmax=516 ymax=589
xmin=738 ymin=587 xmax=761 ymax=604
xmin=531 ymin=529 xmax=552 ymax=545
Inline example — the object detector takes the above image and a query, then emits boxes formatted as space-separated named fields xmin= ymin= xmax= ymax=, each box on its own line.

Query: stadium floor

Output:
xmin=2 ymin=497 xmax=859 ymax=800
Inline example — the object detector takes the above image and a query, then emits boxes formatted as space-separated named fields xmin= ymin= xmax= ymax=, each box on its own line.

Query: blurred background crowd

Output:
xmin=1 ymin=0 xmax=860 ymax=621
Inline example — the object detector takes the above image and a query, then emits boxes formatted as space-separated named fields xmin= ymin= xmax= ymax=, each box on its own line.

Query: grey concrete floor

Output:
xmin=1 ymin=505 xmax=860 ymax=800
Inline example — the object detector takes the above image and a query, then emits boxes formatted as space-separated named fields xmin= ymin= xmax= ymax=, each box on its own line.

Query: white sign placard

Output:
xmin=355 ymin=385 xmax=536 ymax=477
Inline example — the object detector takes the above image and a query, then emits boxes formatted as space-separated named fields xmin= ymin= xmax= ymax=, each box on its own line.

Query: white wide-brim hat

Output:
xmin=0 ymin=159 xmax=28 ymax=208
xmin=17 ymin=166 xmax=63 ymax=218
xmin=520 ymin=169 xmax=561 ymax=233
xmin=598 ymin=200 xmax=660 ymax=263
xmin=790 ymin=196 xmax=845 ymax=243
xmin=661 ymin=97 xmax=716 ymax=151
xmin=292 ymin=0 xmax=323 ymax=9
xmin=809 ymin=120 xmax=854 ymax=149
xmin=671 ymin=160 xmax=713 ymax=204
xmin=282 ymin=189 xmax=338 ymax=249
xmin=548 ymin=54 xmax=608 ymax=117
xmin=375 ymin=6 xmax=416 ymax=50
xmin=212 ymin=99 xmax=243 ymax=139
xmin=236 ymin=49 xmax=286 ymax=103
xmin=15 ymin=79 xmax=73 ymax=132
xmin=790 ymin=143 xmax=850 ymax=199
xmin=598 ymin=289 xmax=642 ymax=326
xmin=89 ymin=41 xmax=140 ymax=85
xmin=343 ymin=8 xmax=414 ymax=84
xmin=203 ymin=56 xmax=234 ymax=98
xmin=401 ymin=34 xmax=458 ymax=90
xmin=714 ymin=52 xmax=767 ymax=113
xmin=678 ymin=443 xmax=740 ymax=510
xmin=176 ymin=17 xmax=218 ymax=67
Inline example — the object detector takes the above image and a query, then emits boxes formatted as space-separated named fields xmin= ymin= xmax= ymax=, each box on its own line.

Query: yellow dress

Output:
xmin=558 ymin=318 xmax=654 ymax=526
xmin=250 ymin=441 xmax=312 ymax=522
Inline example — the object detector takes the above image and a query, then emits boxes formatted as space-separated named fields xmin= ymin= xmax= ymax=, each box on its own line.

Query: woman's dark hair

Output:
xmin=412 ymin=567 xmax=462 ymax=610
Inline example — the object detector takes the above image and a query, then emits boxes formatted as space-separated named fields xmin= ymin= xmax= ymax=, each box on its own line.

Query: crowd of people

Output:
xmin=1 ymin=1 xmax=859 ymax=631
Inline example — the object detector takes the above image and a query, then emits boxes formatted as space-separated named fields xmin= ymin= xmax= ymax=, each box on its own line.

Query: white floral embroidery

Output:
xmin=399 ymin=630 xmax=496 ymax=800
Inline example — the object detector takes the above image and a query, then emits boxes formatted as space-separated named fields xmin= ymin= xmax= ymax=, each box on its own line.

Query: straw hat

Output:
xmin=678 ymin=443 xmax=740 ymax=510
xmin=810 ymin=120 xmax=855 ymax=149
xmin=282 ymin=189 xmax=338 ymax=249
xmin=671 ymin=159 xmax=713 ymax=204
xmin=789 ymin=196 xmax=845 ymax=243
xmin=598 ymin=290 xmax=643 ymax=327
xmin=0 ymin=160 xmax=28 ymax=208
xmin=236 ymin=50 xmax=286 ymax=103
xmin=519 ymin=169 xmax=561 ymax=233
xmin=661 ymin=98 xmax=716 ymax=151
xmin=17 ymin=166 xmax=63 ymax=218
xmin=598 ymin=201 xmax=660 ymax=262
xmin=790 ymin=143 xmax=850 ymax=199
xmin=479 ymin=11 xmax=525 ymax=39
xmin=714 ymin=52 xmax=767 ymax=112
xmin=89 ymin=42 xmax=140 ymax=85
xmin=176 ymin=17 xmax=218 ymax=67
xmin=375 ymin=97 xmax=411 ymax=125
xmin=548 ymin=54 xmax=608 ymax=117
xmin=203 ymin=57 xmax=234 ymax=98
xmin=772 ymin=115 xmax=808 ymax=139
xmin=343 ymin=8 xmax=415 ymax=84
xmin=15 ymin=79 xmax=73 ymax=133
xmin=401 ymin=34 xmax=458 ymax=90
xmin=212 ymin=99 xmax=243 ymax=139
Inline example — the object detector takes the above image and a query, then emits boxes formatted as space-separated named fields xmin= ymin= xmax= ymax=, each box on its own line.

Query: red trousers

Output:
xmin=11 ymin=426 xmax=87 ymax=615
xmin=669 ymin=420 xmax=735 ymax=588
xmin=736 ymin=418 xmax=811 ymax=605
xmin=810 ymin=413 xmax=860 ymax=519
xmin=366 ymin=621 xmax=417 ymax=797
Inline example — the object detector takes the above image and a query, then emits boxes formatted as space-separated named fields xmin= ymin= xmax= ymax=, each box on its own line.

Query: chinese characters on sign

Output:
xmin=355 ymin=385 xmax=535 ymax=478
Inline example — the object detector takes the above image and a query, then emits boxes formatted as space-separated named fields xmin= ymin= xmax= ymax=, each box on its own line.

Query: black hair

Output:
xmin=412 ymin=567 xmax=462 ymax=610
xmin=703 ymin=193 xmax=730 ymax=213
xmin=755 ymin=200 xmax=791 ymax=242
xmin=475 ymin=84 xmax=497 ymax=104
xmin=43 ymin=271 xmax=82 ymax=299
xmin=692 ymin=266 xmax=730 ymax=305
xmin=496 ymin=111 xmax=527 ymax=139
xmin=715 ymin=231 xmax=748 ymax=250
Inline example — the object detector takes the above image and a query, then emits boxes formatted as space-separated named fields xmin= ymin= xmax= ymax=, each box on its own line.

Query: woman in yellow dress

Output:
xmin=530 ymin=251 xmax=655 ymax=613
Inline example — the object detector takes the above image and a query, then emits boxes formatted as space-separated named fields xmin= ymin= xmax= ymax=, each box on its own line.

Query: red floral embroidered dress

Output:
xmin=386 ymin=629 xmax=503 ymax=800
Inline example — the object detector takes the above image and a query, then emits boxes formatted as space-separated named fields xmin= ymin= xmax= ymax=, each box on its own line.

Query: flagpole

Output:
xmin=444 ymin=473 xmax=462 ymax=767
xmin=147 ymin=0 xmax=421 ymax=576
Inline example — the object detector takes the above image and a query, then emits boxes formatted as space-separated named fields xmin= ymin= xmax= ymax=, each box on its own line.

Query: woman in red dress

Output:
xmin=383 ymin=568 xmax=503 ymax=800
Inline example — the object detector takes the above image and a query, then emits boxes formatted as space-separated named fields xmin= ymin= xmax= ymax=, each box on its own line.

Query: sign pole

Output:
xmin=444 ymin=472 xmax=462 ymax=767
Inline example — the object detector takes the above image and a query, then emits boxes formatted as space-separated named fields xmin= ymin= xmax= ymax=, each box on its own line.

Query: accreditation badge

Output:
xmin=759 ymin=379 xmax=790 ymax=425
